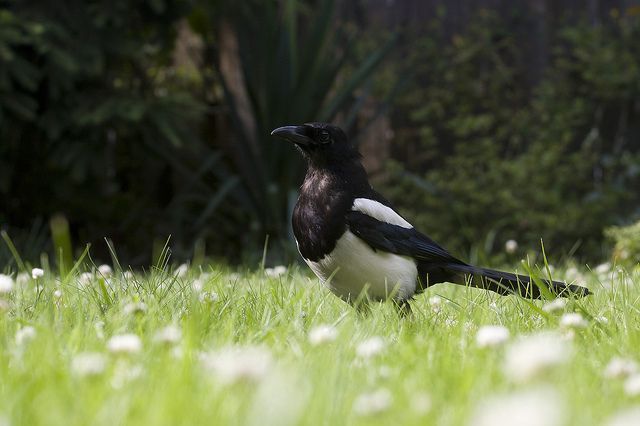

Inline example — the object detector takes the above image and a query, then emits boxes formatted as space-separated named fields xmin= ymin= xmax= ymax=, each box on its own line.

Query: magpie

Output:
xmin=271 ymin=122 xmax=590 ymax=308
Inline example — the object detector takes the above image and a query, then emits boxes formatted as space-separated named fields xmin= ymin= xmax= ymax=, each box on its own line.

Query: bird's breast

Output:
xmin=292 ymin=180 xmax=352 ymax=262
xmin=300 ymin=230 xmax=417 ymax=302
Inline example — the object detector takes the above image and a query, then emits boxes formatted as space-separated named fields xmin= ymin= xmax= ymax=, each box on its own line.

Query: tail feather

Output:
xmin=447 ymin=264 xmax=591 ymax=299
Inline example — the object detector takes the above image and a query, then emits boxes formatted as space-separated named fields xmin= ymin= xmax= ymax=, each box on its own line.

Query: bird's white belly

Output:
xmin=302 ymin=230 xmax=417 ymax=302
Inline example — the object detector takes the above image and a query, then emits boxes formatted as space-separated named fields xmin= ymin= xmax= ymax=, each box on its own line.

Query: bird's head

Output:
xmin=271 ymin=122 xmax=360 ymax=167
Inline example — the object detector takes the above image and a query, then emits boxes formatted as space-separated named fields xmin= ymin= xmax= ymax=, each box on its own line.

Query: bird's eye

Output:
xmin=319 ymin=131 xmax=331 ymax=144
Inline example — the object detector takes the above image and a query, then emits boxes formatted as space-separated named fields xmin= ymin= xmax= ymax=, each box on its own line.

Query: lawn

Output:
xmin=1 ymin=256 xmax=639 ymax=426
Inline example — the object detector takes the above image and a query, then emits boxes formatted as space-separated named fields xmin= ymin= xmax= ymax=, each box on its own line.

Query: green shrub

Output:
xmin=0 ymin=0 xmax=396 ymax=267
xmin=384 ymin=12 xmax=640 ymax=261
xmin=0 ymin=1 xmax=231 ymax=265
xmin=605 ymin=221 xmax=640 ymax=265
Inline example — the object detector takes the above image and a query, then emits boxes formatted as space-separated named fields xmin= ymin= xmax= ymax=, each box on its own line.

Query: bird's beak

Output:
xmin=270 ymin=125 xmax=313 ymax=146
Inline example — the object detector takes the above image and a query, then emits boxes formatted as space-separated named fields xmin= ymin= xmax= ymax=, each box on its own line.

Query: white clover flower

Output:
xmin=16 ymin=272 xmax=30 ymax=285
xmin=476 ymin=325 xmax=510 ymax=348
xmin=97 ymin=264 xmax=113 ymax=277
xmin=94 ymin=321 xmax=105 ymax=339
xmin=78 ymin=272 xmax=94 ymax=286
xmin=604 ymin=357 xmax=638 ymax=379
xmin=356 ymin=336 xmax=385 ymax=359
xmin=605 ymin=407 xmax=640 ymax=426
xmin=265 ymin=265 xmax=287 ymax=278
xmin=154 ymin=325 xmax=182 ymax=345
xmin=596 ymin=315 xmax=610 ymax=324
xmin=429 ymin=295 xmax=443 ymax=313
xmin=308 ymin=324 xmax=338 ymax=346
xmin=174 ymin=263 xmax=189 ymax=278
xmin=564 ymin=266 xmax=580 ymax=281
xmin=107 ymin=334 xmax=142 ymax=354
xmin=410 ymin=392 xmax=432 ymax=415
xmin=111 ymin=361 xmax=144 ymax=389
xmin=353 ymin=388 xmax=393 ymax=416
xmin=199 ymin=272 xmax=213 ymax=282
xmin=444 ymin=318 xmax=458 ymax=328
xmin=31 ymin=268 xmax=44 ymax=279
xmin=246 ymin=370 xmax=308 ymax=426
xmin=171 ymin=346 xmax=184 ymax=360
xmin=595 ymin=263 xmax=611 ymax=275
xmin=377 ymin=364 xmax=393 ymax=380
xmin=0 ymin=274 xmax=14 ymax=294
xmin=200 ymin=345 xmax=273 ymax=384
xmin=612 ymin=268 xmax=628 ymax=286
xmin=192 ymin=279 xmax=204 ymax=292
xmin=503 ymin=332 xmax=572 ymax=382
xmin=542 ymin=298 xmax=567 ymax=313
xmin=123 ymin=271 xmax=134 ymax=280
xmin=71 ymin=352 xmax=107 ymax=377
xmin=505 ymin=239 xmax=518 ymax=254
xmin=559 ymin=312 xmax=588 ymax=329
xmin=123 ymin=302 xmax=147 ymax=315
xmin=469 ymin=387 xmax=564 ymax=426
xmin=53 ymin=289 xmax=63 ymax=299
xmin=624 ymin=375 xmax=640 ymax=396
xmin=199 ymin=291 xmax=219 ymax=303
xmin=15 ymin=326 xmax=37 ymax=345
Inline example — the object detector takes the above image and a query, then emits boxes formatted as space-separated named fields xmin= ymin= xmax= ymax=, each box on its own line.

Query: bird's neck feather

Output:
xmin=303 ymin=159 xmax=369 ymax=195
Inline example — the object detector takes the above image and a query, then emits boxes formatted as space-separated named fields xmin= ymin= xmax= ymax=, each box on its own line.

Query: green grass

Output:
xmin=1 ymin=259 xmax=639 ymax=426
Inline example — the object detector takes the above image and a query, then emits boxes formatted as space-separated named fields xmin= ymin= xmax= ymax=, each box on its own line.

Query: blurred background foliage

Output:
xmin=385 ymin=8 xmax=640 ymax=264
xmin=1 ymin=0 xmax=639 ymax=267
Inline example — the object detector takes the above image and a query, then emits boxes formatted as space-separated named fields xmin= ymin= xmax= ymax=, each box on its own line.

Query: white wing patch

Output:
xmin=352 ymin=198 xmax=413 ymax=229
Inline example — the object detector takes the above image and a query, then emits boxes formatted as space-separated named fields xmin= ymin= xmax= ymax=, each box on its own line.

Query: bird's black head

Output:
xmin=271 ymin=122 xmax=360 ymax=167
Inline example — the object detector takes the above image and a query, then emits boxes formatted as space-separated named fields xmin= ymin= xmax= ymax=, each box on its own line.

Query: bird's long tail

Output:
xmin=447 ymin=264 xmax=590 ymax=299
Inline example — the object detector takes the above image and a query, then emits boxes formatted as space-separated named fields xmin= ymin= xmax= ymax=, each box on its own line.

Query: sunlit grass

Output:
xmin=1 ymin=256 xmax=639 ymax=426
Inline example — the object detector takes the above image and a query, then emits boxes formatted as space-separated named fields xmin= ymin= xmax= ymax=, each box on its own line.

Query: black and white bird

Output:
xmin=271 ymin=122 xmax=590 ymax=308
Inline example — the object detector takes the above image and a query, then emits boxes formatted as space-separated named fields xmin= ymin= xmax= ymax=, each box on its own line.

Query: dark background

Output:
xmin=1 ymin=0 xmax=639 ymax=268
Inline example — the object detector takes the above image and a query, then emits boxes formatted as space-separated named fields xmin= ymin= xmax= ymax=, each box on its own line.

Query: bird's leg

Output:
xmin=395 ymin=299 xmax=413 ymax=318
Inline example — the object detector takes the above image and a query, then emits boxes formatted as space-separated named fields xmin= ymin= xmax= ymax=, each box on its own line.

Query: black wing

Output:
xmin=345 ymin=210 xmax=466 ymax=266
xmin=346 ymin=210 xmax=591 ymax=299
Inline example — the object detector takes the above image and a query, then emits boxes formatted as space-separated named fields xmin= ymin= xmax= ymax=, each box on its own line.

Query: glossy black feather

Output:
xmin=292 ymin=136 xmax=371 ymax=261
xmin=292 ymin=168 xmax=352 ymax=261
